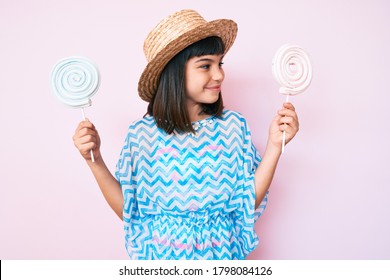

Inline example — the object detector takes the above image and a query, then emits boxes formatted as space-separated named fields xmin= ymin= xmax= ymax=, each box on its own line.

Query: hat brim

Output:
xmin=138 ymin=19 xmax=238 ymax=102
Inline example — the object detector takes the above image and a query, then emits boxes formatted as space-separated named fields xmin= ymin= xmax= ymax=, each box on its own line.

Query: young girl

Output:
xmin=73 ymin=9 xmax=299 ymax=260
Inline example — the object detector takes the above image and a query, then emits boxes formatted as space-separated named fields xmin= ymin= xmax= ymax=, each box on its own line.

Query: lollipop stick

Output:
xmin=81 ymin=107 xmax=95 ymax=162
xmin=81 ymin=107 xmax=86 ymax=120
xmin=281 ymin=95 xmax=290 ymax=154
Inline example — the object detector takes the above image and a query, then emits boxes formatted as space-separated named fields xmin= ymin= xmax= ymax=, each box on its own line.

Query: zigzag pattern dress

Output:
xmin=115 ymin=110 xmax=268 ymax=259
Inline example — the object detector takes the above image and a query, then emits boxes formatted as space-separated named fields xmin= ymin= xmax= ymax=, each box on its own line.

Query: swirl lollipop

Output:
xmin=272 ymin=44 xmax=312 ymax=153
xmin=50 ymin=56 xmax=100 ymax=162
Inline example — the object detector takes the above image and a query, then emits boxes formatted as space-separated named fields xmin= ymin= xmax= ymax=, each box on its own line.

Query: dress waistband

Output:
xmin=148 ymin=211 xmax=229 ymax=226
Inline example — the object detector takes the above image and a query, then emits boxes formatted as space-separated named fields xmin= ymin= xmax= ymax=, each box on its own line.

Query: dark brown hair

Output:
xmin=147 ymin=36 xmax=225 ymax=134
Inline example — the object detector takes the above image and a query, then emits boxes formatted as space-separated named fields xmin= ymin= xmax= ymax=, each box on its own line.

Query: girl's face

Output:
xmin=185 ymin=54 xmax=225 ymax=107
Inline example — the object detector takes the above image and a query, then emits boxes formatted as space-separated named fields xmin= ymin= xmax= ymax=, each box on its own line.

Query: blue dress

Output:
xmin=115 ymin=110 xmax=268 ymax=259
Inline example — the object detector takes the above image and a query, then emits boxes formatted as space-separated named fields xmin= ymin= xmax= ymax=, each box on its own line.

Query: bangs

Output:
xmin=182 ymin=36 xmax=225 ymax=58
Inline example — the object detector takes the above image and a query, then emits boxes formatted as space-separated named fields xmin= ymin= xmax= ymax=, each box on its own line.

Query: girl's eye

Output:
xmin=200 ymin=65 xmax=210 ymax=69
xmin=219 ymin=62 xmax=224 ymax=67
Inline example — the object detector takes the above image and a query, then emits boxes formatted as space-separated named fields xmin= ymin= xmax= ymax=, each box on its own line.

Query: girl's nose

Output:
xmin=212 ymin=67 xmax=224 ymax=81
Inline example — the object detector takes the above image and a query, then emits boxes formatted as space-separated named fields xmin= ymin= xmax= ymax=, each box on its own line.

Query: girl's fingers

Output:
xmin=279 ymin=103 xmax=297 ymax=118
xmin=79 ymin=142 xmax=96 ymax=151
xmin=77 ymin=143 xmax=96 ymax=159
xmin=279 ymin=116 xmax=294 ymax=124
xmin=278 ymin=108 xmax=298 ymax=118
xmin=77 ymin=134 xmax=97 ymax=145
xmin=75 ymin=120 xmax=95 ymax=133
xmin=279 ymin=123 xmax=293 ymax=133
xmin=280 ymin=121 xmax=299 ymax=132
xmin=267 ymin=103 xmax=299 ymax=146
xmin=280 ymin=116 xmax=299 ymax=129
xmin=74 ymin=125 xmax=98 ymax=140
xmin=74 ymin=135 xmax=97 ymax=155
xmin=72 ymin=120 xmax=100 ymax=161
xmin=73 ymin=125 xmax=98 ymax=149
xmin=79 ymin=127 xmax=98 ymax=137
xmin=283 ymin=102 xmax=295 ymax=110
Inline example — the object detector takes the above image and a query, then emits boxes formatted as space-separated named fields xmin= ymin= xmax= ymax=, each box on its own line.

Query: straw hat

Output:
xmin=138 ymin=9 xmax=238 ymax=102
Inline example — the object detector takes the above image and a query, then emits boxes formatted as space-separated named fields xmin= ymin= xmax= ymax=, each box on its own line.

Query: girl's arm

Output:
xmin=254 ymin=102 xmax=299 ymax=208
xmin=73 ymin=120 xmax=124 ymax=219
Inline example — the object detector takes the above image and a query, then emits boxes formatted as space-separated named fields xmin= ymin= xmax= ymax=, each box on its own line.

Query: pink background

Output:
xmin=1 ymin=0 xmax=389 ymax=259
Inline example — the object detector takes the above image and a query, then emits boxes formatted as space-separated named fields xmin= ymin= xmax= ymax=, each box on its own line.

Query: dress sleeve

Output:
xmin=115 ymin=126 xmax=139 ymax=224
xmin=250 ymin=141 xmax=269 ymax=222
xmin=241 ymin=116 xmax=269 ymax=222
xmin=231 ymin=114 xmax=268 ymax=257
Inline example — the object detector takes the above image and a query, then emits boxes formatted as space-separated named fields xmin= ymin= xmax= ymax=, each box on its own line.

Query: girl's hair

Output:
xmin=147 ymin=36 xmax=225 ymax=134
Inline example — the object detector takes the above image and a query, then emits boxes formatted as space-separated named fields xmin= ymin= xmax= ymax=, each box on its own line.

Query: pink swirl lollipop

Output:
xmin=272 ymin=44 xmax=313 ymax=153
xmin=50 ymin=56 xmax=100 ymax=162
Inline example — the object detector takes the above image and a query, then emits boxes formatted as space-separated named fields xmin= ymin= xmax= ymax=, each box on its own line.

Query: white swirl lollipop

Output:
xmin=50 ymin=56 xmax=101 ymax=162
xmin=272 ymin=44 xmax=312 ymax=153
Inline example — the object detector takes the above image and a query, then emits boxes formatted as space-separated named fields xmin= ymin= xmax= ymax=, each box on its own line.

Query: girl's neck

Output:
xmin=187 ymin=104 xmax=210 ymax=123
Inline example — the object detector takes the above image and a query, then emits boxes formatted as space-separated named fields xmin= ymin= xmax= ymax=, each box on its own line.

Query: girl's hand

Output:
xmin=72 ymin=119 xmax=101 ymax=162
xmin=268 ymin=102 xmax=299 ymax=150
